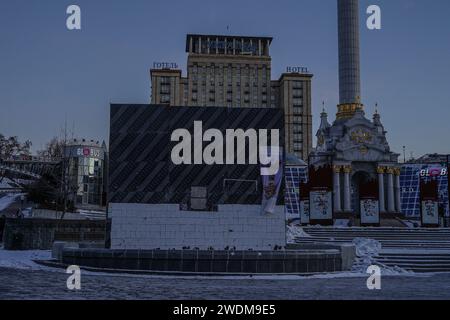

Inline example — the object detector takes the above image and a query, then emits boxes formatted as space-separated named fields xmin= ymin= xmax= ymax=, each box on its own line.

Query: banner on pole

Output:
xmin=299 ymin=182 xmax=310 ymax=224
xmin=310 ymin=190 xmax=333 ymax=221
xmin=360 ymin=179 xmax=380 ymax=225
xmin=308 ymin=164 xmax=333 ymax=224
xmin=420 ymin=178 xmax=439 ymax=227
xmin=261 ymin=148 xmax=283 ymax=215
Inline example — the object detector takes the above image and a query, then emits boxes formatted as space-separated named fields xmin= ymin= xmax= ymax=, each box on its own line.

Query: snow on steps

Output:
xmin=293 ymin=226 xmax=450 ymax=273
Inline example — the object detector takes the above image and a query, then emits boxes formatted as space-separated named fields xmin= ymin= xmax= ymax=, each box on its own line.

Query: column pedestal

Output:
xmin=343 ymin=166 xmax=352 ymax=212
xmin=333 ymin=166 xmax=342 ymax=213
xmin=377 ymin=167 xmax=386 ymax=213
xmin=387 ymin=168 xmax=395 ymax=213
xmin=395 ymin=169 xmax=402 ymax=213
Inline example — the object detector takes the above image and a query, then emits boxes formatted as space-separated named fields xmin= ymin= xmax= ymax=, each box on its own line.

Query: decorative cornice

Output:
xmin=336 ymin=103 xmax=364 ymax=120
xmin=343 ymin=165 xmax=352 ymax=173
xmin=377 ymin=167 xmax=385 ymax=174
xmin=333 ymin=165 xmax=342 ymax=173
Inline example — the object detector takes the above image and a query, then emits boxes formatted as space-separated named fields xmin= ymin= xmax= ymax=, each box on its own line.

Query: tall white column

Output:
xmin=333 ymin=166 xmax=342 ymax=213
xmin=387 ymin=168 xmax=395 ymax=213
xmin=343 ymin=166 xmax=352 ymax=212
xmin=377 ymin=167 xmax=386 ymax=213
xmin=395 ymin=169 xmax=402 ymax=213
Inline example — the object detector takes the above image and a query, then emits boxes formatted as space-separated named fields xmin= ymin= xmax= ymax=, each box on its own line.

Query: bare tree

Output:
xmin=37 ymin=137 xmax=65 ymax=161
xmin=0 ymin=134 xmax=32 ymax=160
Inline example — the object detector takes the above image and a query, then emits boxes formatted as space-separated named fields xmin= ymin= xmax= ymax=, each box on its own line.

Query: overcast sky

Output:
xmin=1 ymin=0 xmax=449 ymax=159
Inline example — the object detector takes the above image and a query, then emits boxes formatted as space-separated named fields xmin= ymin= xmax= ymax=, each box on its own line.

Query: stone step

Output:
xmin=377 ymin=258 xmax=450 ymax=264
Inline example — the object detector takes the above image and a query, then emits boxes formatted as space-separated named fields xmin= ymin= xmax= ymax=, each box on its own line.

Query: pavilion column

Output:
xmin=394 ymin=168 xmax=402 ymax=213
xmin=377 ymin=166 xmax=386 ymax=213
xmin=333 ymin=166 xmax=342 ymax=213
xmin=343 ymin=165 xmax=352 ymax=212
xmin=386 ymin=167 xmax=396 ymax=213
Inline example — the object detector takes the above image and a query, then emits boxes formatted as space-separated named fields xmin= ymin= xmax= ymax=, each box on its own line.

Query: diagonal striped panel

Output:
xmin=109 ymin=104 xmax=284 ymax=205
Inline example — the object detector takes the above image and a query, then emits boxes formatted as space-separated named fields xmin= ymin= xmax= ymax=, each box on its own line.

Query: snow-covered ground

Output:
xmin=0 ymin=193 xmax=24 ymax=212
xmin=0 ymin=247 xmax=424 ymax=282
xmin=0 ymin=223 xmax=423 ymax=279
xmin=0 ymin=249 xmax=52 ymax=270
xmin=351 ymin=238 xmax=412 ymax=275
xmin=286 ymin=224 xmax=312 ymax=243
xmin=287 ymin=224 xmax=414 ymax=276
xmin=0 ymin=178 xmax=18 ymax=189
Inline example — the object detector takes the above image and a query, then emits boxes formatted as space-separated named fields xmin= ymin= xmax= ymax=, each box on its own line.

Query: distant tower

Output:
xmin=337 ymin=0 xmax=363 ymax=119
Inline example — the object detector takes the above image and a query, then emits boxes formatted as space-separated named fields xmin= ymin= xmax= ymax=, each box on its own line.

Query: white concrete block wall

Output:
xmin=109 ymin=204 xmax=286 ymax=250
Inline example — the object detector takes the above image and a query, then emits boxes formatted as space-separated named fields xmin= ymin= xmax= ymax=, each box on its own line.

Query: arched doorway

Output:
xmin=351 ymin=171 xmax=371 ymax=216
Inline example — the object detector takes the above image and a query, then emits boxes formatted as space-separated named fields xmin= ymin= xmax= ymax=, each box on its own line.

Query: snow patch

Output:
xmin=0 ymin=178 xmax=18 ymax=189
xmin=351 ymin=238 xmax=412 ymax=275
xmin=0 ymin=249 xmax=52 ymax=270
xmin=286 ymin=224 xmax=312 ymax=243
xmin=0 ymin=193 xmax=24 ymax=212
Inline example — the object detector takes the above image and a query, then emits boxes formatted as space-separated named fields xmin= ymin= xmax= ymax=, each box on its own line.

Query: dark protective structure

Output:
xmin=108 ymin=104 xmax=284 ymax=206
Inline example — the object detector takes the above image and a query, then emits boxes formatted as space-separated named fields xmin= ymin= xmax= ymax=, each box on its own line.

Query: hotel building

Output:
xmin=150 ymin=34 xmax=313 ymax=160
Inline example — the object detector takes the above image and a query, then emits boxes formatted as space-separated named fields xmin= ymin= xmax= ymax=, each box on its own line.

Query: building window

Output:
xmin=161 ymin=95 xmax=170 ymax=103
xmin=293 ymin=106 xmax=302 ymax=114
xmin=292 ymin=81 xmax=302 ymax=89
xmin=293 ymin=133 xmax=303 ymax=142
xmin=294 ymin=143 xmax=302 ymax=150
xmin=160 ymin=77 xmax=171 ymax=85
xmin=292 ymin=89 xmax=302 ymax=98
xmin=293 ymin=98 xmax=302 ymax=105
xmin=160 ymin=85 xmax=170 ymax=95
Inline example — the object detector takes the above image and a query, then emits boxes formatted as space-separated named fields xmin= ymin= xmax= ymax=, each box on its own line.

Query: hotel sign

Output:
xmin=207 ymin=40 xmax=257 ymax=53
xmin=153 ymin=62 xmax=179 ymax=70
xmin=286 ymin=66 xmax=309 ymax=73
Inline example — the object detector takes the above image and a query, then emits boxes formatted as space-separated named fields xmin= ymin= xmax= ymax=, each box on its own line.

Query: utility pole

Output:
xmin=403 ymin=146 xmax=406 ymax=163
xmin=60 ymin=119 xmax=68 ymax=220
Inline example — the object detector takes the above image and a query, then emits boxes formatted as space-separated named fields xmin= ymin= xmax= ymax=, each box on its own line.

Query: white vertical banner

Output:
xmin=422 ymin=200 xmax=439 ymax=226
xmin=360 ymin=199 xmax=380 ymax=225
xmin=309 ymin=190 xmax=333 ymax=221
xmin=300 ymin=200 xmax=310 ymax=224
xmin=261 ymin=148 xmax=283 ymax=215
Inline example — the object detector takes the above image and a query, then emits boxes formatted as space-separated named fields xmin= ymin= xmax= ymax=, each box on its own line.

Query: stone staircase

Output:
xmin=293 ymin=227 xmax=450 ymax=273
